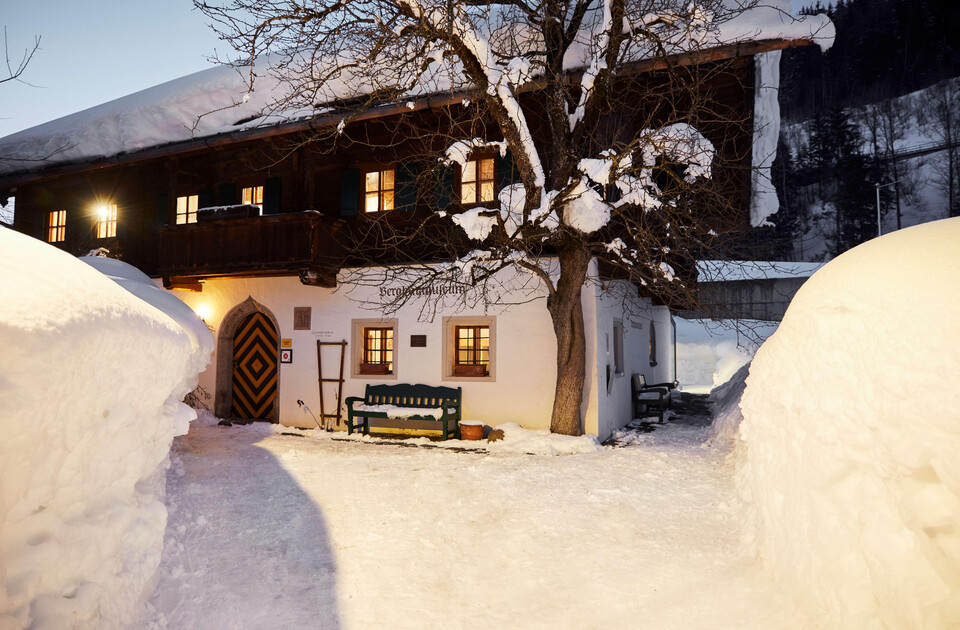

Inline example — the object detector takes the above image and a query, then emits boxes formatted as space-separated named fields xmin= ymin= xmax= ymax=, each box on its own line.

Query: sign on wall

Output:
xmin=280 ymin=349 xmax=293 ymax=364
xmin=281 ymin=338 xmax=292 ymax=349
xmin=293 ymin=307 xmax=312 ymax=330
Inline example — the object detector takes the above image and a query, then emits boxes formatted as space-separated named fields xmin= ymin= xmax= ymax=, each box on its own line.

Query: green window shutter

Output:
xmin=263 ymin=177 xmax=282 ymax=214
xmin=433 ymin=164 xmax=455 ymax=212
xmin=340 ymin=168 xmax=360 ymax=217
xmin=395 ymin=162 xmax=419 ymax=212
xmin=156 ymin=193 xmax=169 ymax=226
xmin=198 ymin=188 xmax=214 ymax=209
xmin=495 ymin=150 xmax=517 ymax=194
xmin=219 ymin=183 xmax=237 ymax=206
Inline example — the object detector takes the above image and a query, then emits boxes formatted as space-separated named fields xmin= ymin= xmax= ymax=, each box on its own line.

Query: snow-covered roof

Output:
xmin=0 ymin=3 xmax=832 ymax=180
xmin=697 ymin=260 xmax=824 ymax=283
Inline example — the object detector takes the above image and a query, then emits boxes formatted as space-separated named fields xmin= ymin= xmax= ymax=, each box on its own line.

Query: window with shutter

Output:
xmin=176 ymin=195 xmax=199 ymax=224
xmin=363 ymin=168 xmax=396 ymax=212
xmin=460 ymin=157 xmax=495 ymax=205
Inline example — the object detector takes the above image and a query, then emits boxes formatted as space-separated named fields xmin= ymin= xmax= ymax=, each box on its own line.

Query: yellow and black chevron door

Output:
xmin=231 ymin=312 xmax=279 ymax=420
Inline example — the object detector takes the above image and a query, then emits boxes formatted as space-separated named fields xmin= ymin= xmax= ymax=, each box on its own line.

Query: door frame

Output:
xmin=215 ymin=296 xmax=281 ymax=423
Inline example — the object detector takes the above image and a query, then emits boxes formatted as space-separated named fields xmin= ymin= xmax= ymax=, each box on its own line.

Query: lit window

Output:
xmin=176 ymin=195 xmax=199 ymax=224
xmin=96 ymin=204 xmax=118 ymax=239
xmin=351 ymin=319 xmax=398 ymax=379
xmin=47 ymin=210 xmax=66 ymax=243
xmin=454 ymin=325 xmax=489 ymax=376
xmin=242 ymin=186 xmax=264 ymax=211
xmin=360 ymin=327 xmax=394 ymax=374
xmin=461 ymin=157 xmax=495 ymax=205
xmin=364 ymin=169 xmax=395 ymax=213
xmin=443 ymin=316 xmax=495 ymax=380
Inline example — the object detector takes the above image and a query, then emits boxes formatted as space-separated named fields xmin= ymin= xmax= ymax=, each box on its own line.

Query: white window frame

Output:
xmin=176 ymin=194 xmax=199 ymax=224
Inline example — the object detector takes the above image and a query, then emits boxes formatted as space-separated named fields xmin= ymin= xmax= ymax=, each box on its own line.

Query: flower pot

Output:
xmin=359 ymin=363 xmax=391 ymax=375
xmin=453 ymin=364 xmax=488 ymax=377
xmin=459 ymin=421 xmax=484 ymax=441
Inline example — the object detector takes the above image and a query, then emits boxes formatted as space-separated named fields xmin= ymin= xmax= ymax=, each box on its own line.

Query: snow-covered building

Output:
xmin=0 ymin=6 xmax=832 ymax=440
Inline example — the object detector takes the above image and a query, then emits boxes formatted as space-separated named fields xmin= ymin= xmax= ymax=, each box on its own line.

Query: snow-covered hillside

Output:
xmin=781 ymin=78 xmax=959 ymax=261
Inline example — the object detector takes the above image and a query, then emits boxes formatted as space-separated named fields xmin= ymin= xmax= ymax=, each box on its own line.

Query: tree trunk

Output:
xmin=546 ymin=242 xmax=590 ymax=436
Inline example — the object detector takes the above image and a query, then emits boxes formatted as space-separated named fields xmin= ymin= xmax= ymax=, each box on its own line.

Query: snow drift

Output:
xmin=675 ymin=317 xmax=777 ymax=394
xmin=0 ymin=232 xmax=212 ymax=629
xmin=738 ymin=218 xmax=960 ymax=629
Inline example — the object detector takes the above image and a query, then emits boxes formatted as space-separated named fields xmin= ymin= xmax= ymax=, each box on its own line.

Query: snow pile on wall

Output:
xmin=0 ymin=231 xmax=212 ymax=629
xmin=750 ymin=50 xmax=782 ymax=226
xmin=703 ymin=363 xmax=750 ymax=446
xmin=737 ymin=217 xmax=960 ymax=629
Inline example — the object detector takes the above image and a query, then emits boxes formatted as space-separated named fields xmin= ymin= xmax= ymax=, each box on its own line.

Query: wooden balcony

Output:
xmin=159 ymin=210 xmax=340 ymax=289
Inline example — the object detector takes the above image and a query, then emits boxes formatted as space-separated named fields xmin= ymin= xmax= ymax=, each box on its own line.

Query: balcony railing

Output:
xmin=158 ymin=210 xmax=339 ymax=288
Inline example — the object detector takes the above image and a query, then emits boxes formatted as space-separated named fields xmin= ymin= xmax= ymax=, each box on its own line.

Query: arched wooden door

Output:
xmin=231 ymin=312 xmax=279 ymax=420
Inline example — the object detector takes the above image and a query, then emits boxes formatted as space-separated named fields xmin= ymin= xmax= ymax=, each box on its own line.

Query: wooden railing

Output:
xmin=158 ymin=210 xmax=339 ymax=286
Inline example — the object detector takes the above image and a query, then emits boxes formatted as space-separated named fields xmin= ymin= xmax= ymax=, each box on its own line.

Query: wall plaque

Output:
xmin=410 ymin=334 xmax=427 ymax=347
xmin=280 ymin=349 xmax=293 ymax=364
xmin=293 ymin=307 xmax=312 ymax=330
xmin=281 ymin=338 xmax=292 ymax=349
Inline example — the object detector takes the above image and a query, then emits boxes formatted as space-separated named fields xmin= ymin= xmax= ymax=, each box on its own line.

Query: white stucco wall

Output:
xmin=590 ymin=279 xmax=674 ymax=441
xmin=168 ymin=273 xmax=568 ymax=432
xmin=166 ymin=263 xmax=672 ymax=440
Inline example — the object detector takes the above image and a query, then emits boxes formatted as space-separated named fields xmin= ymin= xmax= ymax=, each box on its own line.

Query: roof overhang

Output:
xmin=0 ymin=37 xmax=813 ymax=189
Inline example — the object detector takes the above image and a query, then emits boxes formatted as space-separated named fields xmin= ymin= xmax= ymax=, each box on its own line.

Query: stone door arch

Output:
xmin=215 ymin=297 xmax=281 ymax=423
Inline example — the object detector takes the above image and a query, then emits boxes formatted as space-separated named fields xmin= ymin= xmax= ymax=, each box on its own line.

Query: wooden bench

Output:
xmin=631 ymin=374 xmax=677 ymax=423
xmin=345 ymin=383 xmax=462 ymax=440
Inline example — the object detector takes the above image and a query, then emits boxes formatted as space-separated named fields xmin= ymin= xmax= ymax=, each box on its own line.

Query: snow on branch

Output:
xmin=442 ymin=137 xmax=507 ymax=168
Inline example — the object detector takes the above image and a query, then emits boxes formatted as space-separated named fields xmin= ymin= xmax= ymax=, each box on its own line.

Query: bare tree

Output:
xmin=1 ymin=27 xmax=40 ymax=87
xmin=919 ymin=79 xmax=960 ymax=218
xmin=196 ymin=0 xmax=793 ymax=434
xmin=858 ymin=95 xmax=919 ymax=230
xmin=0 ymin=28 xmax=42 ymax=225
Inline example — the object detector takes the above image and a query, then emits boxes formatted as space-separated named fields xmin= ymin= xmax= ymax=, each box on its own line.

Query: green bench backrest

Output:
xmin=363 ymin=383 xmax=461 ymax=409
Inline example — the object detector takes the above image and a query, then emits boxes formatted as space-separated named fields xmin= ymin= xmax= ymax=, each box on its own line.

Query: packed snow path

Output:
xmin=145 ymin=411 xmax=811 ymax=629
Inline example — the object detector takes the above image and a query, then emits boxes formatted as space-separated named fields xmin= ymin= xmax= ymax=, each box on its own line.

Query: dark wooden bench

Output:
xmin=631 ymin=374 xmax=677 ymax=423
xmin=345 ymin=383 xmax=462 ymax=440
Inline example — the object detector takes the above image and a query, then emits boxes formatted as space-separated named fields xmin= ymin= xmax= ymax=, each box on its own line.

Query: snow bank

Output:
xmin=335 ymin=421 xmax=601 ymax=455
xmin=704 ymin=363 xmax=750 ymax=447
xmin=675 ymin=317 xmax=777 ymax=393
xmin=0 ymin=231 xmax=212 ymax=629
xmin=738 ymin=217 xmax=960 ymax=629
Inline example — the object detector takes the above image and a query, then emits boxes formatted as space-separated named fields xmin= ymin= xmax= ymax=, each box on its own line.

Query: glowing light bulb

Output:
xmin=97 ymin=205 xmax=109 ymax=219
xmin=195 ymin=304 xmax=211 ymax=322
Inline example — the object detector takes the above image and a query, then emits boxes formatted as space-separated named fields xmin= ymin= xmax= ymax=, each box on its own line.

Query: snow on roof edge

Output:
xmin=0 ymin=10 xmax=833 ymax=181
